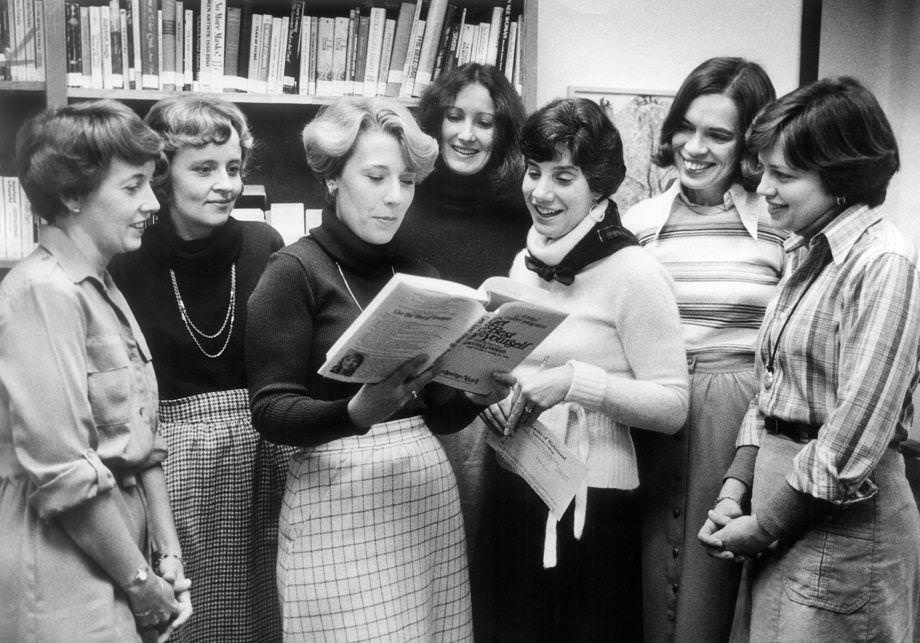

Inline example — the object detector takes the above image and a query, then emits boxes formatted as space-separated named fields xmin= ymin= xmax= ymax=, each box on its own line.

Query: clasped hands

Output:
xmin=347 ymin=354 xmax=513 ymax=427
xmin=697 ymin=498 xmax=773 ymax=562
xmin=129 ymin=556 xmax=192 ymax=642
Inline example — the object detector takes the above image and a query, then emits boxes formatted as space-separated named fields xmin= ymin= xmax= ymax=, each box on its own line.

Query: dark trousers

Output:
xmin=475 ymin=465 xmax=643 ymax=642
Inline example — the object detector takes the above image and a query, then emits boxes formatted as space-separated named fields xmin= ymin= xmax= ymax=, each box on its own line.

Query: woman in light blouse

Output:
xmin=700 ymin=77 xmax=920 ymax=641
xmin=0 ymin=100 xmax=191 ymax=641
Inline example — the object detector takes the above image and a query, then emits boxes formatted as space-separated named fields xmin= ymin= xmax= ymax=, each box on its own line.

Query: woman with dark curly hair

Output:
xmin=480 ymin=97 xmax=689 ymax=641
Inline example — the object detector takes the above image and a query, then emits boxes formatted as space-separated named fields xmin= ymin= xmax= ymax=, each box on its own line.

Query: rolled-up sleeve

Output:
xmin=0 ymin=278 xmax=117 ymax=518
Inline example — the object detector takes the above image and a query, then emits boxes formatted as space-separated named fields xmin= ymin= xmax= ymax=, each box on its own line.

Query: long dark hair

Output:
xmin=417 ymin=63 xmax=525 ymax=200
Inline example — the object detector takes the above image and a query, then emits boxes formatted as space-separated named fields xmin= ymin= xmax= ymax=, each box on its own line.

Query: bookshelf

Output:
xmin=0 ymin=0 xmax=539 ymax=270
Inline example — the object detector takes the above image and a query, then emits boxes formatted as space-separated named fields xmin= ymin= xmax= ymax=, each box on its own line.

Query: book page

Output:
xmin=486 ymin=420 xmax=588 ymax=521
xmin=319 ymin=274 xmax=485 ymax=383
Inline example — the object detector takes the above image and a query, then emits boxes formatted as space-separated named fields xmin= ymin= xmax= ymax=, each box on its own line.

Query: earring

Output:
xmin=71 ymin=206 xmax=80 ymax=214
xmin=836 ymin=195 xmax=846 ymax=208
xmin=326 ymin=181 xmax=337 ymax=200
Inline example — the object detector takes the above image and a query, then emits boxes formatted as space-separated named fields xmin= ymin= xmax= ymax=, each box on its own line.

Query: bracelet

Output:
xmin=152 ymin=552 xmax=184 ymax=570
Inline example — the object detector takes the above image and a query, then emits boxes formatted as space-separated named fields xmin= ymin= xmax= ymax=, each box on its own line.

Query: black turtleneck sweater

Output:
xmin=109 ymin=217 xmax=284 ymax=399
xmin=246 ymin=208 xmax=481 ymax=448
xmin=398 ymin=161 xmax=532 ymax=288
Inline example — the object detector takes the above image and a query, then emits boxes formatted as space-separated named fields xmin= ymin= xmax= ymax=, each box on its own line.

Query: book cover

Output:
xmin=330 ymin=14 xmax=347 ymax=96
xmin=281 ymin=0 xmax=302 ymax=93
xmin=376 ymin=16 xmax=394 ymax=97
xmin=397 ymin=16 xmax=423 ymax=98
xmin=411 ymin=0 xmax=448 ymax=96
xmin=314 ymin=15 xmax=333 ymax=95
xmin=384 ymin=1 xmax=415 ymax=97
xmin=362 ymin=6 xmax=384 ymax=97
xmin=319 ymin=274 xmax=568 ymax=395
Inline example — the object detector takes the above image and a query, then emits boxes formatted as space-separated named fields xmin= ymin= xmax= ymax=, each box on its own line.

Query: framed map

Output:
xmin=567 ymin=86 xmax=678 ymax=212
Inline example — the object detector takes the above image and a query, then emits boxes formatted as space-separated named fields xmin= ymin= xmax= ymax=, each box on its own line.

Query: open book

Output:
xmin=318 ymin=273 xmax=568 ymax=394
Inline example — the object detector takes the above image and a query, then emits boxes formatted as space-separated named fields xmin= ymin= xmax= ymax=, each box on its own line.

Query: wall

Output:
xmin=534 ymin=0 xmax=803 ymax=106
xmin=819 ymin=0 xmax=920 ymax=244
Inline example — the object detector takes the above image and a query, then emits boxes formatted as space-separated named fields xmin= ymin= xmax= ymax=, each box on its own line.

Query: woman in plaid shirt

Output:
xmin=700 ymin=77 xmax=920 ymax=641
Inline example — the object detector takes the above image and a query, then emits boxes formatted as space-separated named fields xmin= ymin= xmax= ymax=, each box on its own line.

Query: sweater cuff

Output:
xmin=723 ymin=445 xmax=758 ymax=490
xmin=337 ymin=398 xmax=372 ymax=436
xmin=564 ymin=360 xmax=606 ymax=408
xmin=757 ymin=481 xmax=832 ymax=541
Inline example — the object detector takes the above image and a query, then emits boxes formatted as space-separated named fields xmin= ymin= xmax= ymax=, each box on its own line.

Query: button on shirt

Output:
xmin=736 ymin=205 xmax=920 ymax=535
xmin=0 ymin=226 xmax=164 ymax=518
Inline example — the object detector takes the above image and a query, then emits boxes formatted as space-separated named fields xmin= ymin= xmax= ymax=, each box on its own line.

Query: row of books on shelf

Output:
xmin=64 ymin=0 xmax=523 ymax=98
xmin=0 ymin=0 xmax=46 ymax=82
xmin=0 ymin=176 xmax=37 ymax=261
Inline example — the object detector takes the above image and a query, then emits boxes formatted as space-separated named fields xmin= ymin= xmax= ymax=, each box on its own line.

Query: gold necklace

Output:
xmin=169 ymin=263 xmax=237 ymax=359
xmin=335 ymin=262 xmax=395 ymax=312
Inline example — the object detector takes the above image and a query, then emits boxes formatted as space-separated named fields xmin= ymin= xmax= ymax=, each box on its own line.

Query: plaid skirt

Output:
xmin=159 ymin=388 xmax=295 ymax=643
xmin=278 ymin=415 xmax=472 ymax=642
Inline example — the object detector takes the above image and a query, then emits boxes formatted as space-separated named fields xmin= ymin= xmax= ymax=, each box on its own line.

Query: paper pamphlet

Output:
xmin=486 ymin=420 xmax=589 ymax=521
xmin=318 ymin=273 xmax=568 ymax=395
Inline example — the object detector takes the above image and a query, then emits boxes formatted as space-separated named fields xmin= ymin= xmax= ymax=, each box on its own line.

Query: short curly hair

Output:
xmin=16 ymin=99 xmax=162 ymax=222
xmin=416 ymin=63 xmax=525 ymax=200
xmin=143 ymin=95 xmax=254 ymax=205
xmin=745 ymin=76 xmax=899 ymax=208
xmin=521 ymin=97 xmax=626 ymax=198
xmin=302 ymin=96 xmax=438 ymax=200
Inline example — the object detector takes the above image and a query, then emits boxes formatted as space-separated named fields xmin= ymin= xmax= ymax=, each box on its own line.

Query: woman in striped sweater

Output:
xmin=622 ymin=57 xmax=785 ymax=643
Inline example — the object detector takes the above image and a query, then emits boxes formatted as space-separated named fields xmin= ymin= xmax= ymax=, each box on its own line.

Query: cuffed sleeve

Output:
xmin=28 ymin=449 xmax=117 ymax=519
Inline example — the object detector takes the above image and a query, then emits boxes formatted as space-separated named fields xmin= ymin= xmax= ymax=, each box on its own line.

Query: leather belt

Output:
xmin=763 ymin=416 xmax=818 ymax=443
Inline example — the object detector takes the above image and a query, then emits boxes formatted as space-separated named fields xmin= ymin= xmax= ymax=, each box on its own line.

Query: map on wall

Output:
xmin=568 ymin=87 xmax=678 ymax=213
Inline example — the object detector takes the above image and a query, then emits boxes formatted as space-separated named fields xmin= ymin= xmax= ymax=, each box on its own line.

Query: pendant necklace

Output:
xmin=170 ymin=263 xmax=237 ymax=359
xmin=336 ymin=262 xmax=395 ymax=312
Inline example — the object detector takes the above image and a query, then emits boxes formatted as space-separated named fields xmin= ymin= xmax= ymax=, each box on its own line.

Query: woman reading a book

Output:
xmin=109 ymin=95 xmax=291 ymax=642
xmin=478 ymin=97 xmax=690 ymax=641
xmin=0 ymin=100 xmax=191 ymax=641
xmin=246 ymin=96 xmax=509 ymax=641
xmin=398 ymin=63 xmax=532 ymax=627
xmin=699 ymin=77 xmax=920 ymax=642
xmin=620 ymin=57 xmax=785 ymax=643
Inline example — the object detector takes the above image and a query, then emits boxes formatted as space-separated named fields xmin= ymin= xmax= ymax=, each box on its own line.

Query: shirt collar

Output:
xmin=782 ymin=205 xmax=879 ymax=265
xmin=39 ymin=225 xmax=103 ymax=284
xmin=648 ymin=181 xmax=761 ymax=241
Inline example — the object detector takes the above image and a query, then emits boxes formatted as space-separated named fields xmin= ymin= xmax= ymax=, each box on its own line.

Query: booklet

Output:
xmin=318 ymin=273 xmax=568 ymax=395
xmin=485 ymin=419 xmax=589 ymax=521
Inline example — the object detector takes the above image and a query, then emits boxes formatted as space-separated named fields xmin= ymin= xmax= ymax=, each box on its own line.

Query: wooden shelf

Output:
xmin=0 ymin=81 xmax=45 ymax=92
xmin=67 ymin=88 xmax=421 ymax=107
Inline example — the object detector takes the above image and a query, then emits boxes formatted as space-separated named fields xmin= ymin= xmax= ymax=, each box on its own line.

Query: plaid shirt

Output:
xmin=737 ymin=205 xmax=920 ymax=518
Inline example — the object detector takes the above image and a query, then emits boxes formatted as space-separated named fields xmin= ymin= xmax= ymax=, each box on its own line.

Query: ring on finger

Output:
xmin=523 ymin=405 xmax=534 ymax=414
xmin=410 ymin=390 xmax=419 ymax=400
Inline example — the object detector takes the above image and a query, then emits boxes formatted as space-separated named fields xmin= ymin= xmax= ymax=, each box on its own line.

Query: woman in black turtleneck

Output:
xmin=246 ymin=96 xmax=508 ymax=641
xmin=398 ymin=64 xmax=530 ymax=635
xmin=109 ymin=96 xmax=291 ymax=642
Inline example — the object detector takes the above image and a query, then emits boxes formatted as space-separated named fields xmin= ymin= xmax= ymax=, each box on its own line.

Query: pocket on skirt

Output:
xmin=783 ymin=527 xmax=872 ymax=614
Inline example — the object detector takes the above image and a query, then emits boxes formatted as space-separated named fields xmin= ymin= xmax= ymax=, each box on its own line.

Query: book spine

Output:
xmin=173 ymin=0 xmax=181 ymax=84
xmin=281 ymin=0 xmax=302 ymax=93
xmin=485 ymin=5 xmax=501 ymax=65
xmin=235 ymin=0 xmax=250 ymax=81
xmin=65 ymin=1 xmax=81 ymax=85
xmin=256 ymin=12 xmax=271 ymax=88
xmin=87 ymin=5 xmax=102 ymax=88
xmin=296 ymin=13 xmax=309 ymax=94
xmin=19 ymin=0 xmax=34 ymax=81
xmin=139 ymin=0 xmax=158 ymax=88
xmin=197 ymin=0 xmax=209 ymax=89
xmin=397 ymin=16 xmax=423 ymax=98
xmin=474 ymin=21 xmax=489 ymax=65
xmin=376 ymin=16 xmax=394 ymax=97
xmin=182 ymin=6 xmax=192 ymax=86
xmin=412 ymin=0 xmax=447 ymax=96
xmin=0 ymin=0 xmax=10 ymax=81
xmin=495 ymin=0 xmax=511 ymax=73
xmin=353 ymin=13 xmax=368 ymax=96
xmin=223 ymin=4 xmax=239 ymax=89
xmin=306 ymin=13 xmax=317 ymax=94
xmin=330 ymin=14 xmax=347 ymax=96
xmin=129 ymin=0 xmax=140 ymax=86
xmin=101 ymin=2 xmax=114 ymax=87
xmin=384 ymin=1 xmax=414 ymax=97
xmin=245 ymin=10 xmax=261 ymax=91
xmin=160 ymin=0 xmax=175 ymax=88
xmin=78 ymin=5 xmax=90 ymax=86
xmin=511 ymin=15 xmax=521 ymax=94
xmin=209 ymin=0 xmax=224 ymax=90
xmin=19 ymin=181 xmax=35 ymax=257
xmin=314 ymin=15 xmax=333 ymax=95
xmin=362 ymin=6 xmax=384 ymax=97
xmin=266 ymin=14 xmax=282 ymax=94
xmin=431 ymin=3 xmax=458 ymax=82
xmin=343 ymin=8 xmax=356 ymax=95
xmin=32 ymin=0 xmax=44 ymax=81
xmin=503 ymin=18 xmax=516 ymax=82
xmin=3 ymin=177 xmax=21 ymax=260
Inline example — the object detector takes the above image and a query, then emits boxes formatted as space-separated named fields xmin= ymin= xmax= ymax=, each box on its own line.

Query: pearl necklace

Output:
xmin=336 ymin=262 xmax=394 ymax=312
xmin=169 ymin=263 xmax=237 ymax=359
